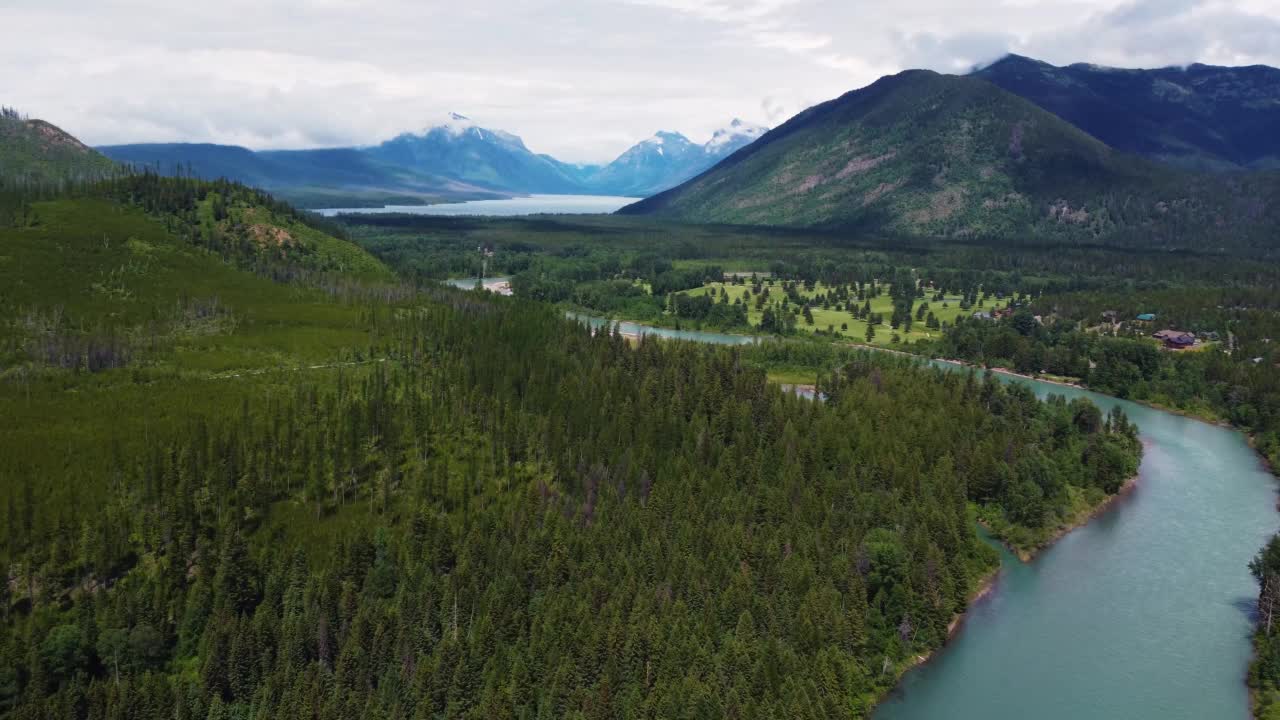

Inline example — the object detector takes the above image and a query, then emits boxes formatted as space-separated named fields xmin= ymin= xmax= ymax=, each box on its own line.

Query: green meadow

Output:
xmin=685 ymin=280 xmax=976 ymax=346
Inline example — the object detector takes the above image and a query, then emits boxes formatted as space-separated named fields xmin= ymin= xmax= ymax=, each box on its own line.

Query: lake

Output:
xmin=315 ymin=194 xmax=641 ymax=217
xmin=571 ymin=315 xmax=1277 ymax=718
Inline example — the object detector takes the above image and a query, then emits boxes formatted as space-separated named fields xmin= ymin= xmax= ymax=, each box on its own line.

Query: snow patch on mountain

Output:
xmin=705 ymin=118 xmax=767 ymax=153
xmin=436 ymin=112 xmax=477 ymax=137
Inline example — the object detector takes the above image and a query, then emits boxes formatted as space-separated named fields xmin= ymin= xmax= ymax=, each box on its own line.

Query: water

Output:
xmin=315 ymin=194 xmax=640 ymax=217
xmin=443 ymin=276 xmax=511 ymax=294
xmin=569 ymin=313 xmax=759 ymax=346
xmin=875 ymin=378 xmax=1276 ymax=720
xmin=571 ymin=314 xmax=1277 ymax=718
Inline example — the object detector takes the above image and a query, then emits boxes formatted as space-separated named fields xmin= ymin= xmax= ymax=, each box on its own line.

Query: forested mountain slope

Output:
xmin=975 ymin=55 xmax=1280 ymax=172
xmin=0 ymin=175 xmax=1138 ymax=719
xmin=619 ymin=71 xmax=1280 ymax=251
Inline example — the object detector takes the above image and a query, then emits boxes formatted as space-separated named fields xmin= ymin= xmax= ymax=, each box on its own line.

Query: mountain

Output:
xmin=366 ymin=113 xmax=585 ymax=194
xmin=618 ymin=69 xmax=1280 ymax=246
xmin=99 ymin=142 xmax=503 ymax=208
xmin=974 ymin=54 xmax=1280 ymax=171
xmin=586 ymin=131 xmax=703 ymax=196
xmin=370 ymin=114 xmax=767 ymax=197
xmin=0 ymin=109 xmax=118 ymax=184
xmin=540 ymin=155 xmax=603 ymax=186
xmin=705 ymin=117 xmax=768 ymax=155
xmin=587 ymin=119 xmax=768 ymax=196
xmin=98 ymin=112 xmax=770 ymax=203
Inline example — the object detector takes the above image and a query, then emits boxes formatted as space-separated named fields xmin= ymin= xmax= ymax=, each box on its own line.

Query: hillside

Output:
xmin=0 ymin=196 xmax=385 ymax=372
xmin=619 ymin=70 xmax=1280 ymax=248
xmin=0 ymin=176 xmax=395 ymax=576
xmin=975 ymin=55 xmax=1280 ymax=171
xmin=0 ymin=109 xmax=119 ymax=184
xmin=99 ymin=142 xmax=504 ymax=208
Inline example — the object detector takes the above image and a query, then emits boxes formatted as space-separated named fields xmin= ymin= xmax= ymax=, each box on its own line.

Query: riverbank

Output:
xmin=566 ymin=310 xmax=1278 ymax=718
xmin=1246 ymin=440 xmax=1280 ymax=720
xmin=875 ymin=564 xmax=1003 ymax=710
xmin=981 ymin=472 xmax=1143 ymax=563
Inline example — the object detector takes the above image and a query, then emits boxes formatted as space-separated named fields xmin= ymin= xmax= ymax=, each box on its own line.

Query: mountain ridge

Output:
xmin=973 ymin=54 xmax=1280 ymax=171
xmin=587 ymin=120 xmax=768 ymax=196
xmin=618 ymin=69 xmax=1280 ymax=251
xmin=99 ymin=141 xmax=507 ymax=208
xmin=98 ymin=115 xmax=770 ymax=203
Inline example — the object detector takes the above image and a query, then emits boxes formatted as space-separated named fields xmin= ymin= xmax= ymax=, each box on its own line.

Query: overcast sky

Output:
xmin=3 ymin=0 xmax=1278 ymax=163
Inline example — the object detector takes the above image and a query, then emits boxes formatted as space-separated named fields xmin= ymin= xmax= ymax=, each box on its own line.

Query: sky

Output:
xmin=3 ymin=0 xmax=1279 ymax=163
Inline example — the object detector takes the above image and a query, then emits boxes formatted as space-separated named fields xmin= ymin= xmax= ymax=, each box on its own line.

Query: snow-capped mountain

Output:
xmin=705 ymin=118 xmax=767 ymax=154
xmin=583 ymin=132 xmax=704 ymax=196
xmin=584 ymin=120 xmax=770 ymax=197
xmin=101 ymin=113 xmax=770 ymax=201
xmin=366 ymin=115 xmax=768 ymax=198
xmin=367 ymin=113 xmax=585 ymax=194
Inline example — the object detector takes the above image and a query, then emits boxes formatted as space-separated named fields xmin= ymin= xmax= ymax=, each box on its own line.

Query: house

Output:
xmin=1153 ymin=329 xmax=1196 ymax=349
xmin=1136 ymin=313 xmax=1157 ymax=322
xmin=1101 ymin=310 xmax=1118 ymax=321
xmin=971 ymin=311 xmax=994 ymax=321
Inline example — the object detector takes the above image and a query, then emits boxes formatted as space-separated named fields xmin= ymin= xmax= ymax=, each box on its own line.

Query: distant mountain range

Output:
xmin=98 ymin=114 xmax=768 ymax=207
xmin=94 ymin=140 xmax=506 ymax=208
xmin=584 ymin=120 xmax=767 ymax=196
xmin=12 ymin=53 xmax=1280 ymax=237
xmin=620 ymin=67 xmax=1280 ymax=251
xmin=973 ymin=55 xmax=1280 ymax=172
xmin=0 ymin=108 xmax=118 ymax=184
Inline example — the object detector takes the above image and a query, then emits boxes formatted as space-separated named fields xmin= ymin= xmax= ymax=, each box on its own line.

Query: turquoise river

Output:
xmin=576 ymin=315 xmax=1277 ymax=719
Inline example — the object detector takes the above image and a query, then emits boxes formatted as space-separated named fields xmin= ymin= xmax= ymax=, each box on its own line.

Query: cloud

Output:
xmin=760 ymin=96 xmax=790 ymax=123
xmin=2 ymin=0 xmax=1278 ymax=163
xmin=1105 ymin=0 xmax=1202 ymax=26
xmin=894 ymin=30 xmax=1019 ymax=73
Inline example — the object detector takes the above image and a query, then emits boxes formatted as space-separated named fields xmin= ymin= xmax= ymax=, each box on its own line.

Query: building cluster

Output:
xmin=1153 ymin=329 xmax=1196 ymax=349
xmin=1101 ymin=311 xmax=1208 ymax=350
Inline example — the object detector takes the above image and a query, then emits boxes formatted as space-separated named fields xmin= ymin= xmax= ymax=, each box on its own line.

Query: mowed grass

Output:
xmin=686 ymin=280 xmax=974 ymax=346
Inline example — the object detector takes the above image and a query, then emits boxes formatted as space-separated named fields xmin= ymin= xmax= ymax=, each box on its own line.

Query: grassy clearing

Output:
xmin=687 ymin=280 xmax=976 ymax=347
xmin=763 ymin=367 xmax=821 ymax=385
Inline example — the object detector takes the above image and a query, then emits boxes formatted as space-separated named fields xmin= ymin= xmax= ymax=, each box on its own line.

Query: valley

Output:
xmin=3 ymin=39 xmax=1280 ymax=720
